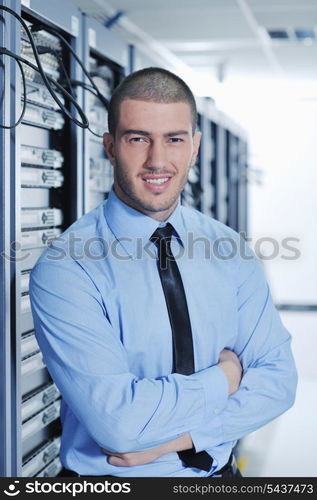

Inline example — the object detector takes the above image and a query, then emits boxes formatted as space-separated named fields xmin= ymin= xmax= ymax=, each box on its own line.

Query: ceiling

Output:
xmin=70 ymin=0 xmax=317 ymax=83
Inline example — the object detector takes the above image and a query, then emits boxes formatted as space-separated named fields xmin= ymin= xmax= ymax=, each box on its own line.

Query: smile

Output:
xmin=142 ymin=176 xmax=172 ymax=192
xmin=145 ymin=177 xmax=169 ymax=185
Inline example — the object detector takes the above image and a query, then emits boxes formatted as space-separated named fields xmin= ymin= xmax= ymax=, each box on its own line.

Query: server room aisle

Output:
xmin=221 ymin=84 xmax=317 ymax=478
xmin=238 ymin=313 xmax=317 ymax=477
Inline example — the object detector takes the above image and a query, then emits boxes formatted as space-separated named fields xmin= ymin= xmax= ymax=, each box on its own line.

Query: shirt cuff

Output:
xmin=190 ymin=413 xmax=224 ymax=453
xmin=189 ymin=365 xmax=228 ymax=453
xmin=194 ymin=365 xmax=229 ymax=414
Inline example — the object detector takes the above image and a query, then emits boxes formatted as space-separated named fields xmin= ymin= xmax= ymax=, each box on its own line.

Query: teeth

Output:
xmin=145 ymin=178 xmax=169 ymax=185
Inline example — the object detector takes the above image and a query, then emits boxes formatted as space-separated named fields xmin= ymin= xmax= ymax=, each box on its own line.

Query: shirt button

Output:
xmin=213 ymin=408 xmax=220 ymax=415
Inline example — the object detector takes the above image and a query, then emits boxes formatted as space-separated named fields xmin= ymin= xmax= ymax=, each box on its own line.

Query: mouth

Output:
xmin=141 ymin=175 xmax=172 ymax=192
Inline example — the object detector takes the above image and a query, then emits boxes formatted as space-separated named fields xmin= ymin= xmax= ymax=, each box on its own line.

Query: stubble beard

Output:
xmin=113 ymin=160 xmax=191 ymax=216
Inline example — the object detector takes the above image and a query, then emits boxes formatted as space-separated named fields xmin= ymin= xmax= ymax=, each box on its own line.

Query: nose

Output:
xmin=145 ymin=140 xmax=167 ymax=170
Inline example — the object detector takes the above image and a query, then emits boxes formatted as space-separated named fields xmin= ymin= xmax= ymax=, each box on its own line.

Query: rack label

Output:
xmin=71 ymin=16 xmax=79 ymax=37
xmin=89 ymin=28 xmax=96 ymax=48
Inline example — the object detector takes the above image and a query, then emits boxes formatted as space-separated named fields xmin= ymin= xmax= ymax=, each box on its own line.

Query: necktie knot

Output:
xmin=150 ymin=223 xmax=174 ymax=247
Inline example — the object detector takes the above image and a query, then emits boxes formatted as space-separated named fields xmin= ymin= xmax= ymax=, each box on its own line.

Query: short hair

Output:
xmin=108 ymin=67 xmax=197 ymax=136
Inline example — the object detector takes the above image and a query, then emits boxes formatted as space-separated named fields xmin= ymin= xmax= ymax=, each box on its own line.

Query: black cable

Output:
xmin=36 ymin=44 xmax=75 ymax=98
xmin=70 ymin=80 xmax=108 ymax=138
xmin=0 ymin=54 xmax=26 ymax=129
xmin=0 ymin=5 xmax=110 ymax=135
xmin=70 ymin=80 xmax=99 ymax=96
xmin=0 ymin=47 xmax=89 ymax=128
xmin=53 ymin=49 xmax=75 ymax=98
xmin=70 ymin=79 xmax=110 ymax=112
xmin=31 ymin=23 xmax=110 ymax=110
xmin=0 ymin=47 xmax=103 ymax=136
xmin=32 ymin=46 xmax=108 ymax=138
xmin=0 ymin=5 xmax=88 ymax=128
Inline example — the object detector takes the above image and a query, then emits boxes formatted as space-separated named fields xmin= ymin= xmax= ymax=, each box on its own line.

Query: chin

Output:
xmin=139 ymin=196 xmax=178 ymax=214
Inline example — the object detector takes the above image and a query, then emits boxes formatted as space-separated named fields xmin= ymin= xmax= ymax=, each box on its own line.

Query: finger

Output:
xmin=108 ymin=456 xmax=127 ymax=466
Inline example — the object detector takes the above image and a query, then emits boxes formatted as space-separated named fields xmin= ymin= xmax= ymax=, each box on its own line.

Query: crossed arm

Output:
xmin=30 ymin=243 xmax=297 ymax=470
xmin=102 ymin=348 xmax=243 ymax=466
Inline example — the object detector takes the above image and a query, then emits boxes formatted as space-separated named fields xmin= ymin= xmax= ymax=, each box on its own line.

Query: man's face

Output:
xmin=103 ymin=99 xmax=201 ymax=221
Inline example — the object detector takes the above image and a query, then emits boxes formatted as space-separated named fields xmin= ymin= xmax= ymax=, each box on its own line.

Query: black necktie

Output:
xmin=150 ymin=223 xmax=213 ymax=472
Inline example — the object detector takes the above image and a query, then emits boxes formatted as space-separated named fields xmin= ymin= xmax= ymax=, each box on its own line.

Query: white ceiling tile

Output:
xmin=125 ymin=8 xmax=255 ymax=40
xmin=69 ymin=0 xmax=317 ymax=82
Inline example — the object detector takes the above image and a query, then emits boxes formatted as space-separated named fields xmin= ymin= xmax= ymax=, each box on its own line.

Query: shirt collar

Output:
xmin=103 ymin=187 xmax=186 ymax=257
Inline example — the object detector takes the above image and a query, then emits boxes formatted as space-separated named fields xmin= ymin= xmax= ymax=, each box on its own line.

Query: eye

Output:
xmin=169 ymin=138 xmax=184 ymax=143
xmin=129 ymin=137 xmax=147 ymax=143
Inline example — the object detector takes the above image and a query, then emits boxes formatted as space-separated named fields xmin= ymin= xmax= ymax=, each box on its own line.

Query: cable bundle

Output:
xmin=0 ymin=5 xmax=109 ymax=135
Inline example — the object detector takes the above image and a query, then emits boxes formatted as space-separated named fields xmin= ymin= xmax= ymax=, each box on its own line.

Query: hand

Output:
xmin=101 ymin=433 xmax=193 ymax=467
xmin=218 ymin=348 xmax=242 ymax=395
xmin=101 ymin=447 xmax=164 ymax=467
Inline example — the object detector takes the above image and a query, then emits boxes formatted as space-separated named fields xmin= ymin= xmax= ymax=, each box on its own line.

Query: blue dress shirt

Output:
xmin=29 ymin=187 xmax=298 ymax=477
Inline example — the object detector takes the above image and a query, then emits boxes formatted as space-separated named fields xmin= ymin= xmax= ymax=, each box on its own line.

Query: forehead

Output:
xmin=117 ymin=99 xmax=193 ymax=133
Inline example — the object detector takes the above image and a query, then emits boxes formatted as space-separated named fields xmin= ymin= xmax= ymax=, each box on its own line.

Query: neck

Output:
xmin=112 ymin=183 xmax=178 ymax=222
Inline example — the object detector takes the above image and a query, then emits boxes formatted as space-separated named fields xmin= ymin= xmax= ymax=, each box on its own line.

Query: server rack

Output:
xmin=226 ymin=131 xmax=240 ymax=232
xmin=237 ymin=138 xmax=248 ymax=234
xmin=197 ymin=98 xmax=248 ymax=233
xmin=226 ymin=130 xmax=248 ymax=233
xmin=210 ymin=120 xmax=218 ymax=218
xmin=199 ymin=113 xmax=214 ymax=218
xmin=181 ymin=112 xmax=203 ymax=211
xmin=214 ymin=123 xmax=228 ymax=225
xmin=0 ymin=0 xmax=85 ymax=477
xmin=0 ymin=3 xmax=16 ymax=478
xmin=82 ymin=15 xmax=127 ymax=213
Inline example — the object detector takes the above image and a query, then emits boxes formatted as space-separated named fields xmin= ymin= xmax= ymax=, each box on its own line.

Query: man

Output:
xmin=30 ymin=67 xmax=297 ymax=478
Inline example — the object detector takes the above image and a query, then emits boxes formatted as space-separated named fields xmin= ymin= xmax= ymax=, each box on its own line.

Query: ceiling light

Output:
xmin=267 ymin=29 xmax=289 ymax=40
xmin=295 ymin=29 xmax=315 ymax=41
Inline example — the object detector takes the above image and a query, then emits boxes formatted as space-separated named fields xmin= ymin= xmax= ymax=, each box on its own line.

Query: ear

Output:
xmin=103 ymin=133 xmax=116 ymax=166
xmin=190 ymin=131 xmax=201 ymax=167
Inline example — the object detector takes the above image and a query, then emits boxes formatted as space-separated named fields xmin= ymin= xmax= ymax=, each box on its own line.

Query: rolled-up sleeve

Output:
xmin=30 ymin=257 xmax=228 ymax=453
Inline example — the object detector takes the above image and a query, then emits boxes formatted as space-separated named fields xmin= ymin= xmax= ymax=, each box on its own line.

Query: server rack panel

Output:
xmin=181 ymin=113 xmax=203 ymax=211
xmin=22 ymin=382 xmax=60 ymax=423
xmin=210 ymin=120 xmax=218 ymax=217
xmin=22 ymin=400 xmax=61 ymax=452
xmin=37 ymin=456 xmax=62 ymax=477
xmin=226 ymin=131 xmax=239 ymax=231
xmin=237 ymin=139 xmax=248 ymax=235
xmin=21 ymin=208 xmax=63 ymax=229
xmin=0 ymin=1 xmax=18 ymax=477
xmin=21 ymin=331 xmax=39 ymax=358
xmin=195 ymin=96 xmax=248 ymax=231
xmin=198 ymin=113 xmax=214 ymax=217
xmin=214 ymin=124 xmax=228 ymax=225
xmin=21 ymin=361 xmax=51 ymax=400
xmin=22 ymin=436 xmax=61 ymax=477
xmin=226 ymin=130 xmax=249 ymax=234
xmin=82 ymin=14 xmax=127 ymax=213
xmin=20 ymin=248 xmax=46 ymax=273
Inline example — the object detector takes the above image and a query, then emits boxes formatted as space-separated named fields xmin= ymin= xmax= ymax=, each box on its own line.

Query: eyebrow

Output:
xmin=122 ymin=129 xmax=189 ymax=137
